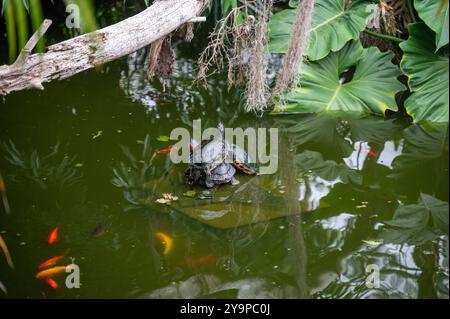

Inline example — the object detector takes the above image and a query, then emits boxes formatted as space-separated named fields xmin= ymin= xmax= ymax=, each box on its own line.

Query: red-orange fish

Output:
xmin=367 ymin=150 xmax=378 ymax=158
xmin=39 ymin=256 xmax=65 ymax=269
xmin=36 ymin=266 xmax=67 ymax=279
xmin=47 ymin=225 xmax=60 ymax=245
xmin=158 ymin=147 xmax=177 ymax=155
xmin=45 ymin=278 xmax=59 ymax=289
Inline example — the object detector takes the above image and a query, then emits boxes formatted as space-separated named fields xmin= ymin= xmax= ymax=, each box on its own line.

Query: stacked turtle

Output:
xmin=185 ymin=123 xmax=259 ymax=188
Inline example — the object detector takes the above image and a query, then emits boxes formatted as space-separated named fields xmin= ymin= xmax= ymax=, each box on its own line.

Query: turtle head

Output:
xmin=217 ymin=122 xmax=225 ymax=138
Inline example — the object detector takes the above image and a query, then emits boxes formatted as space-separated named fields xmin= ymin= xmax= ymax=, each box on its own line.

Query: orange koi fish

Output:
xmin=39 ymin=256 xmax=65 ymax=270
xmin=35 ymin=266 xmax=67 ymax=279
xmin=45 ymin=278 xmax=59 ymax=289
xmin=0 ymin=174 xmax=11 ymax=215
xmin=47 ymin=225 xmax=59 ymax=245
xmin=0 ymin=234 xmax=14 ymax=269
xmin=158 ymin=147 xmax=177 ymax=155
xmin=156 ymin=232 xmax=173 ymax=255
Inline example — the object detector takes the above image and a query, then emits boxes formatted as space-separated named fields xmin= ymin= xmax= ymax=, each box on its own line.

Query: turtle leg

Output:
xmin=205 ymin=178 xmax=215 ymax=189
xmin=230 ymin=176 xmax=240 ymax=186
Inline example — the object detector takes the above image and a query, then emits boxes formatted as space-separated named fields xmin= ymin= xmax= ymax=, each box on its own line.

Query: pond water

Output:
xmin=1 ymin=24 xmax=449 ymax=299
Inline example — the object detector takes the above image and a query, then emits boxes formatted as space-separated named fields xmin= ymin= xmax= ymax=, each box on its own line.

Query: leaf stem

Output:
xmin=406 ymin=0 xmax=417 ymax=23
xmin=363 ymin=29 xmax=404 ymax=43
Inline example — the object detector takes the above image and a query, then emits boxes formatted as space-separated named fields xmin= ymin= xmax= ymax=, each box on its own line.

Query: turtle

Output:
xmin=190 ymin=123 xmax=231 ymax=175
xmin=230 ymin=144 xmax=259 ymax=175
xmin=185 ymin=123 xmax=259 ymax=188
xmin=205 ymin=162 xmax=239 ymax=188
xmin=185 ymin=162 xmax=238 ymax=188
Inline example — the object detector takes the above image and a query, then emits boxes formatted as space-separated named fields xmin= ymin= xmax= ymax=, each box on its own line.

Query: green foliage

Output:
xmin=272 ymin=41 xmax=405 ymax=115
xmin=390 ymin=122 xmax=448 ymax=177
xmin=0 ymin=0 xmax=98 ymax=63
xmin=400 ymin=23 xmax=449 ymax=123
xmin=268 ymin=0 xmax=377 ymax=60
xmin=413 ymin=0 xmax=449 ymax=51
xmin=296 ymin=150 xmax=363 ymax=184
xmin=269 ymin=0 xmax=449 ymax=122
xmin=382 ymin=193 xmax=449 ymax=245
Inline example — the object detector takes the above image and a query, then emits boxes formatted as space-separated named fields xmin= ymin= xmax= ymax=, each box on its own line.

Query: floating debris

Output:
xmin=91 ymin=224 xmax=106 ymax=238
xmin=92 ymin=130 xmax=103 ymax=140
xmin=362 ymin=240 xmax=383 ymax=246
xmin=183 ymin=190 xmax=197 ymax=198
xmin=156 ymin=193 xmax=179 ymax=204
xmin=156 ymin=135 xmax=170 ymax=142
xmin=196 ymin=191 xmax=213 ymax=200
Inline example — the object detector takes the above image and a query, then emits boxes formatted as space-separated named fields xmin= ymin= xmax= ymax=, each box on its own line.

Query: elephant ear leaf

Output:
xmin=268 ymin=0 xmax=377 ymax=60
xmin=271 ymin=40 xmax=405 ymax=116
xmin=413 ymin=0 xmax=449 ymax=51
xmin=382 ymin=193 xmax=449 ymax=245
xmin=400 ymin=23 xmax=449 ymax=123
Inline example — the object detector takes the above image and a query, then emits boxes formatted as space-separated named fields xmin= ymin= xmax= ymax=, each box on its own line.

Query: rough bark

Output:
xmin=0 ymin=0 xmax=206 ymax=95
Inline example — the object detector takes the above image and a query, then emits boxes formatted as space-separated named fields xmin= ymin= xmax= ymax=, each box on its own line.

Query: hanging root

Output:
xmin=362 ymin=0 xmax=408 ymax=53
xmin=195 ymin=1 xmax=257 ymax=88
xmin=195 ymin=7 xmax=242 ymax=87
xmin=185 ymin=22 xmax=195 ymax=42
xmin=244 ymin=0 xmax=272 ymax=114
xmin=272 ymin=0 xmax=316 ymax=97
xmin=147 ymin=36 xmax=175 ymax=91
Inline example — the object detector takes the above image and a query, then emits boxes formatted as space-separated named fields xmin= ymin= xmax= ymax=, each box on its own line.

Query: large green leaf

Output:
xmin=382 ymin=193 xmax=449 ymax=245
xmin=296 ymin=150 xmax=362 ymax=184
xmin=272 ymin=41 xmax=405 ymax=115
xmin=268 ymin=0 xmax=376 ymax=60
xmin=400 ymin=23 xmax=449 ymax=123
xmin=414 ymin=0 xmax=449 ymax=50
xmin=390 ymin=122 xmax=449 ymax=177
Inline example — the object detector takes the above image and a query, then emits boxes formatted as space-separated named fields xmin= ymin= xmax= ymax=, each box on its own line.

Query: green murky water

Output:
xmin=0 ymin=13 xmax=449 ymax=298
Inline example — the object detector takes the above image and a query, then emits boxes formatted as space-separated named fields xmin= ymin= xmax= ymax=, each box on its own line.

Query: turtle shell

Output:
xmin=191 ymin=125 xmax=231 ymax=173
xmin=210 ymin=163 xmax=236 ymax=184
xmin=231 ymin=144 xmax=259 ymax=175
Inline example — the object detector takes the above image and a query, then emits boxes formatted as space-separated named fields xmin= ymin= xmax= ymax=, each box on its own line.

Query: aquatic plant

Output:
xmin=268 ymin=0 xmax=449 ymax=122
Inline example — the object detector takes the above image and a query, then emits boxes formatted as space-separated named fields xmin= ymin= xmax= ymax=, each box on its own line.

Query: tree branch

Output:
xmin=0 ymin=0 xmax=206 ymax=96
